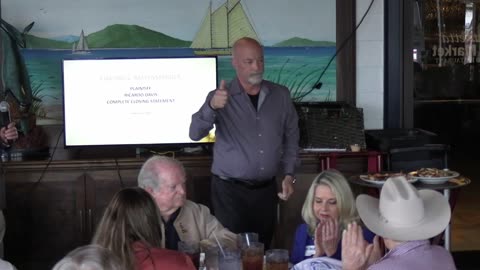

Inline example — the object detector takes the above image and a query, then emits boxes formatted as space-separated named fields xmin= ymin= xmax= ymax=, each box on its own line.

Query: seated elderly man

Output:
xmin=137 ymin=155 xmax=237 ymax=250
xmin=342 ymin=176 xmax=456 ymax=270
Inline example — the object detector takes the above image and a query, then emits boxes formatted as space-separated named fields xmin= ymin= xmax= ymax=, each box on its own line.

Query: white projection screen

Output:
xmin=62 ymin=56 xmax=217 ymax=147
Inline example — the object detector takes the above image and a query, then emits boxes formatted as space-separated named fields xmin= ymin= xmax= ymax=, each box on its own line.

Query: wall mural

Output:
xmin=2 ymin=0 xmax=336 ymax=125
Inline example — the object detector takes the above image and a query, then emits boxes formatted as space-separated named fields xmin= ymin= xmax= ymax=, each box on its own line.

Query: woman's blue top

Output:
xmin=290 ymin=223 xmax=376 ymax=265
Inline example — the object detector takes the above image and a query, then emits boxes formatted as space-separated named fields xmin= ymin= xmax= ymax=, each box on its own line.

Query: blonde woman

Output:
xmin=291 ymin=170 xmax=375 ymax=264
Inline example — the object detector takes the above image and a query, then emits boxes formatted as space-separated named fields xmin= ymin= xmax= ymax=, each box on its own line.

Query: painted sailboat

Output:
xmin=72 ymin=30 xmax=90 ymax=54
xmin=190 ymin=0 xmax=260 ymax=55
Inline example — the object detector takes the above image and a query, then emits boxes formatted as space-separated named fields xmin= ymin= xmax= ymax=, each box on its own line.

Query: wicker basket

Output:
xmin=295 ymin=102 xmax=366 ymax=149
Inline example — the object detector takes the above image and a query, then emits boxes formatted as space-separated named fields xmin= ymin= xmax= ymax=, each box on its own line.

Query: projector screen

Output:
xmin=62 ymin=56 xmax=217 ymax=147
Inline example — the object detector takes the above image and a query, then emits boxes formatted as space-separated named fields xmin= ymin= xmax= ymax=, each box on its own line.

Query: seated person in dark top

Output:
xmin=291 ymin=169 xmax=375 ymax=264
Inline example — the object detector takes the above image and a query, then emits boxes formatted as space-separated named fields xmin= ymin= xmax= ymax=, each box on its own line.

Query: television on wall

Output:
xmin=62 ymin=56 xmax=217 ymax=147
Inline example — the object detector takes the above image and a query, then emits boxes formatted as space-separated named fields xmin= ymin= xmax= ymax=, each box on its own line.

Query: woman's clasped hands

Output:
xmin=314 ymin=217 xmax=339 ymax=257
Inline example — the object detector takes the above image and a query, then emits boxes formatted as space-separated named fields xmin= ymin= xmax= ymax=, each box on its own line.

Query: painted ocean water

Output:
xmin=22 ymin=46 xmax=336 ymax=124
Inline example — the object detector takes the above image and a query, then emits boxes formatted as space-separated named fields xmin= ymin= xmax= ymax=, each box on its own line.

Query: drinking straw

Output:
xmin=246 ymin=233 xmax=251 ymax=247
xmin=213 ymin=232 xmax=226 ymax=258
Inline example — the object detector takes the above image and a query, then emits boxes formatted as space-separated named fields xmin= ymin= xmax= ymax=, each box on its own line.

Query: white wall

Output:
xmin=356 ymin=0 xmax=384 ymax=129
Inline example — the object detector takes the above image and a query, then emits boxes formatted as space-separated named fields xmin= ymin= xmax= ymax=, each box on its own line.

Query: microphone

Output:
xmin=0 ymin=101 xmax=12 ymax=152
xmin=0 ymin=101 xmax=10 ymax=127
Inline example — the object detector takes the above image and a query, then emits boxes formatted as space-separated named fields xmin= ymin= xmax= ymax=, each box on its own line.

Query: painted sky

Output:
xmin=1 ymin=0 xmax=336 ymax=46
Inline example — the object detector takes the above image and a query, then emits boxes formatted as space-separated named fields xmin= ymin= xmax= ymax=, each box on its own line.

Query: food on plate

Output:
xmin=449 ymin=177 xmax=466 ymax=185
xmin=409 ymin=168 xmax=454 ymax=178
xmin=365 ymin=172 xmax=405 ymax=181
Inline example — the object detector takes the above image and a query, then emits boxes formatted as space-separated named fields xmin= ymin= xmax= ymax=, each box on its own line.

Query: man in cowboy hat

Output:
xmin=341 ymin=176 xmax=456 ymax=270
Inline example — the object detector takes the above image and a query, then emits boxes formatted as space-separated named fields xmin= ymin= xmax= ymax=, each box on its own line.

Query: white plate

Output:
xmin=359 ymin=175 xmax=418 ymax=186
xmin=409 ymin=170 xmax=460 ymax=185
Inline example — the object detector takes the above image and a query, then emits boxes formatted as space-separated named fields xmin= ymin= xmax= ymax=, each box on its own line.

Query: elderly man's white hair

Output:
xmin=52 ymin=245 xmax=124 ymax=270
xmin=137 ymin=155 xmax=186 ymax=191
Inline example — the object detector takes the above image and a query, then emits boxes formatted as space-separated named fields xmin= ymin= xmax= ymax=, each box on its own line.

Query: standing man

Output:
xmin=189 ymin=37 xmax=300 ymax=247
xmin=137 ymin=155 xmax=237 ymax=250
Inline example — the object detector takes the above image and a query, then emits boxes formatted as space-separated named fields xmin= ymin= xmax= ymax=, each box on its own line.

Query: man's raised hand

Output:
xmin=210 ymin=80 xmax=229 ymax=110
xmin=342 ymin=222 xmax=373 ymax=270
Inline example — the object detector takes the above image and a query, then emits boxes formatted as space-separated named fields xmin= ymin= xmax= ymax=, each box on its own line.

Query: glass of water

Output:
xmin=218 ymin=249 xmax=241 ymax=270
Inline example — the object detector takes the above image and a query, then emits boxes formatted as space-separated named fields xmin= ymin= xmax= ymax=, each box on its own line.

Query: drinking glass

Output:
xmin=241 ymin=241 xmax=264 ymax=270
xmin=218 ymin=250 xmax=241 ymax=270
xmin=237 ymin=232 xmax=259 ymax=249
xmin=202 ymin=245 xmax=219 ymax=270
xmin=265 ymin=249 xmax=289 ymax=270
xmin=178 ymin=240 xmax=200 ymax=268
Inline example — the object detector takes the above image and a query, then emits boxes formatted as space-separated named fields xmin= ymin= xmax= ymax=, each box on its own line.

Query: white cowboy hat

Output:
xmin=356 ymin=176 xmax=451 ymax=241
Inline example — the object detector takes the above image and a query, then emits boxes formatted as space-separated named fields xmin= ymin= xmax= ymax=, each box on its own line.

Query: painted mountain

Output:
xmin=274 ymin=37 xmax=335 ymax=47
xmin=25 ymin=24 xmax=191 ymax=49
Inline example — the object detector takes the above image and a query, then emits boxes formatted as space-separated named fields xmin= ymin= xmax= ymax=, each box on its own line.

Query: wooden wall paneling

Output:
xmin=183 ymin=156 xmax=213 ymax=209
xmin=333 ymin=156 xmax=369 ymax=177
xmin=4 ymin=167 xmax=84 ymax=270
xmin=2 ymin=159 xmax=144 ymax=269
xmin=85 ymin=167 xmax=139 ymax=241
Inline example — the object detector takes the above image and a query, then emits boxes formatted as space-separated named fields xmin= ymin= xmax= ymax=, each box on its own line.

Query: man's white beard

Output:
xmin=248 ymin=73 xmax=263 ymax=85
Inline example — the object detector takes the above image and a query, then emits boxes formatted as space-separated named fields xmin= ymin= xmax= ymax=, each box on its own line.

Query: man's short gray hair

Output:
xmin=137 ymin=155 xmax=186 ymax=191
